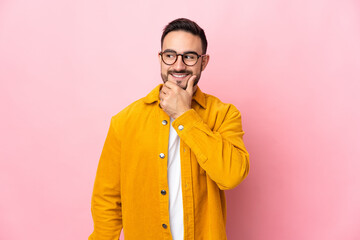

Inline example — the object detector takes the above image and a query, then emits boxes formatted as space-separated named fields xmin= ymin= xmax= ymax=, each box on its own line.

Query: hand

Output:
xmin=159 ymin=75 xmax=197 ymax=119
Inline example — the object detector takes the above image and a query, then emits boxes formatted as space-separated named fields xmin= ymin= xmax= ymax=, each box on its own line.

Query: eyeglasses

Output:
xmin=159 ymin=50 xmax=206 ymax=66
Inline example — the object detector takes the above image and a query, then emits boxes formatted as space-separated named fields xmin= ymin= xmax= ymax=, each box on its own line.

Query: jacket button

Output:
xmin=159 ymin=153 xmax=165 ymax=158
xmin=162 ymin=224 xmax=168 ymax=229
xmin=161 ymin=190 xmax=166 ymax=195
xmin=162 ymin=120 xmax=168 ymax=125
xmin=178 ymin=125 xmax=184 ymax=130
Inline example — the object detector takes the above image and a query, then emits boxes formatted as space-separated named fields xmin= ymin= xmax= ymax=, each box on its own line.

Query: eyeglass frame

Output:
xmin=159 ymin=50 xmax=207 ymax=66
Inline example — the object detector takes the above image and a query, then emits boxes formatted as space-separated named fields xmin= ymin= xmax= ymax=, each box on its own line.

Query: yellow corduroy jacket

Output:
xmin=89 ymin=84 xmax=250 ymax=240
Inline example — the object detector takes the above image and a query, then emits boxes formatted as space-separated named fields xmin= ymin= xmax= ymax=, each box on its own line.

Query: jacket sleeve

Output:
xmin=172 ymin=106 xmax=250 ymax=190
xmin=89 ymin=117 xmax=122 ymax=240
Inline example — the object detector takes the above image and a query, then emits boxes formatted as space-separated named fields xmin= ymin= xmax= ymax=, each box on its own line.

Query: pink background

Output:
xmin=1 ymin=0 xmax=359 ymax=239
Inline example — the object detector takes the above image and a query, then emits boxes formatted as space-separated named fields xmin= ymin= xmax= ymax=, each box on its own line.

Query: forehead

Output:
xmin=162 ymin=30 xmax=202 ymax=53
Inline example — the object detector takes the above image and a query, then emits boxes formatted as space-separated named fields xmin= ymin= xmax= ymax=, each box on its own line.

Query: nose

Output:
xmin=172 ymin=55 xmax=186 ymax=71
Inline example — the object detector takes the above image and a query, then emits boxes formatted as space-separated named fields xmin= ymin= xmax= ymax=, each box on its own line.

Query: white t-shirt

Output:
xmin=167 ymin=117 xmax=184 ymax=240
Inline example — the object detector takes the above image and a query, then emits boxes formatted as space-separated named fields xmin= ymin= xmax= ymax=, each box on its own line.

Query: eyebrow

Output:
xmin=163 ymin=49 xmax=177 ymax=53
xmin=163 ymin=49 xmax=200 ymax=55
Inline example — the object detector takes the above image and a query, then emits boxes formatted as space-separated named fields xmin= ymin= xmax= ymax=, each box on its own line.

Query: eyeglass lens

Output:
xmin=162 ymin=52 xmax=198 ymax=66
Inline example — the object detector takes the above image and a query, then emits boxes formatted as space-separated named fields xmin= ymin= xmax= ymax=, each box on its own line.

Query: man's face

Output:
xmin=159 ymin=30 xmax=209 ymax=90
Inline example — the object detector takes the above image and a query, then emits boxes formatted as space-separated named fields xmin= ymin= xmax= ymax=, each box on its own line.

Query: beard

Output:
xmin=161 ymin=70 xmax=201 ymax=90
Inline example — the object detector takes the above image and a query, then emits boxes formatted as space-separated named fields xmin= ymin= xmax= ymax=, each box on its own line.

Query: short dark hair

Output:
xmin=161 ymin=18 xmax=208 ymax=54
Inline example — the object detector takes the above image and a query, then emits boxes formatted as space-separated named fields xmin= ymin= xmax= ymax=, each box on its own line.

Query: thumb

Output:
xmin=186 ymin=75 xmax=197 ymax=95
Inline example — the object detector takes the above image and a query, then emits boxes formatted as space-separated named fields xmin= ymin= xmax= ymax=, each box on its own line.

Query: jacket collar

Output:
xmin=143 ymin=84 xmax=206 ymax=109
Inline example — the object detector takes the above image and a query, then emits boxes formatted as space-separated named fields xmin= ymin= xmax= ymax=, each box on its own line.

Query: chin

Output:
xmin=174 ymin=81 xmax=186 ymax=89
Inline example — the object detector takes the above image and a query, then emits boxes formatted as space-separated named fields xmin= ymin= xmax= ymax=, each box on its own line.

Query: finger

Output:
xmin=186 ymin=75 xmax=197 ymax=95
xmin=162 ymin=84 xmax=171 ymax=94
xmin=163 ymin=84 xmax=173 ymax=92
xmin=159 ymin=90 xmax=165 ymax=100
xmin=164 ymin=81 xmax=177 ymax=89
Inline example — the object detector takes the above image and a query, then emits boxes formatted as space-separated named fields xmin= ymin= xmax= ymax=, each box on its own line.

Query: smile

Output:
xmin=170 ymin=73 xmax=189 ymax=78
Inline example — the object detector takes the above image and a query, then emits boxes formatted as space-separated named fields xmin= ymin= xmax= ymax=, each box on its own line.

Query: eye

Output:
xmin=184 ymin=54 xmax=196 ymax=60
xmin=165 ymin=53 xmax=176 ymax=58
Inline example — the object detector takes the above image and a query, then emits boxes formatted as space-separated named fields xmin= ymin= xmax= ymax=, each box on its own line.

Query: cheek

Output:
xmin=192 ymin=66 xmax=202 ymax=74
xmin=161 ymin=65 xmax=170 ymax=74
xmin=161 ymin=68 xmax=168 ymax=77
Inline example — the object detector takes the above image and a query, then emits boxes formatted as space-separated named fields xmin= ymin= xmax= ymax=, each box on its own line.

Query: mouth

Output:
xmin=169 ymin=73 xmax=190 ymax=81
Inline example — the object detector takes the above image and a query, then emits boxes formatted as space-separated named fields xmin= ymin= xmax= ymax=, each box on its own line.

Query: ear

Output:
xmin=200 ymin=55 xmax=210 ymax=71
xmin=158 ymin=52 xmax=162 ymax=64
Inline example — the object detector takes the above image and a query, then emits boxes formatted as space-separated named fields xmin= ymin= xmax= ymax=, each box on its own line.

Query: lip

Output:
xmin=169 ymin=73 xmax=190 ymax=81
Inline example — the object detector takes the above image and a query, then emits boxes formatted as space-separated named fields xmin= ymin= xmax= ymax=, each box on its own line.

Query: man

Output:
xmin=89 ymin=18 xmax=249 ymax=240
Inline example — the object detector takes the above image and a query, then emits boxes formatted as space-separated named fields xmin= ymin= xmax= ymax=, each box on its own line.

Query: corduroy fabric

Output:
xmin=89 ymin=84 xmax=250 ymax=240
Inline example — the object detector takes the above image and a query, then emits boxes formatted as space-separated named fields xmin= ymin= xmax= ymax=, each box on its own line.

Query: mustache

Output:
xmin=168 ymin=70 xmax=192 ymax=75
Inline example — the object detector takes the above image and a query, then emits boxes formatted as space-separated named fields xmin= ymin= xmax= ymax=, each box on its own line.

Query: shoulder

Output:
xmin=110 ymin=97 xmax=151 ymax=127
xmin=112 ymin=84 xmax=162 ymax=120
xmin=108 ymin=85 xmax=161 ymax=131
xmin=113 ymin=98 xmax=144 ymax=119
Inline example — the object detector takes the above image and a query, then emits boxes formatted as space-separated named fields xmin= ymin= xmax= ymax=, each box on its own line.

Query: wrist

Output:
xmin=174 ymin=108 xmax=190 ymax=119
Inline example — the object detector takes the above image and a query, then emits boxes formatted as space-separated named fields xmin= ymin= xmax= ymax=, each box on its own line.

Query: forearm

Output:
xmin=90 ymin=179 xmax=122 ymax=239
xmin=89 ymin=118 xmax=123 ymax=239
xmin=173 ymin=108 xmax=250 ymax=190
